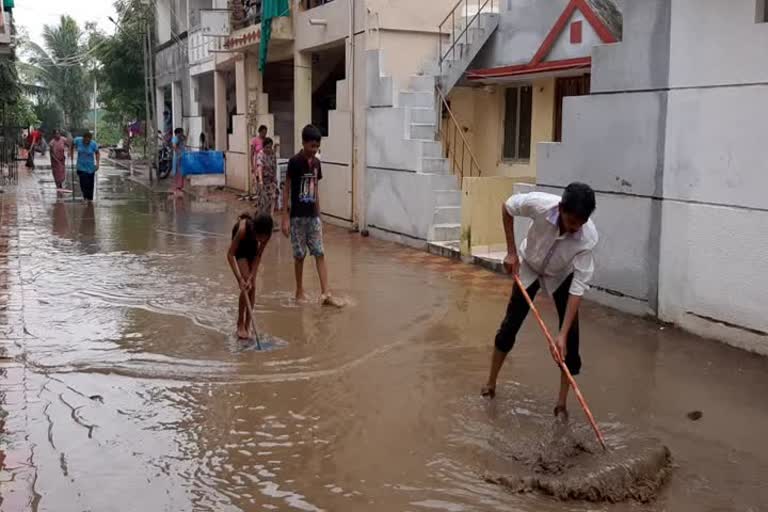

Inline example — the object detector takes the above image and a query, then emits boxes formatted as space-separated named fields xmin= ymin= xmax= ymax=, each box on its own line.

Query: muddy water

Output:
xmin=2 ymin=168 xmax=768 ymax=511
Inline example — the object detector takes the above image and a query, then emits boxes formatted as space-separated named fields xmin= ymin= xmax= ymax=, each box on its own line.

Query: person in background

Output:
xmin=49 ymin=129 xmax=70 ymax=192
xmin=171 ymin=127 xmax=186 ymax=196
xmin=481 ymin=183 xmax=598 ymax=420
xmin=26 ymin=126 xmax=42 ymax=169
xmin=69 ymin=131 xmax=100 ymax=202
xmin=250 ymin=125 xmax=268 ymax=170
xmin=254 ymin=137 xmax=278 ymax=217
xmin=199 ymin=132 xmax=210 ymax=151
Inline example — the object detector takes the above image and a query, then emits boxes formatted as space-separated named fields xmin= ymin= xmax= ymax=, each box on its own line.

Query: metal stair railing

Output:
xmin=438 ymin=0 xmax=495 ymax=73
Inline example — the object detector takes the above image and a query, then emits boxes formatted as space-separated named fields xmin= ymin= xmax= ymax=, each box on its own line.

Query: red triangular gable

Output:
xmin=531 ymin=0 xmax=617 ymax=66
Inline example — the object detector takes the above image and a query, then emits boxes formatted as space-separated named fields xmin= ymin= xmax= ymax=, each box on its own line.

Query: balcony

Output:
xmin=188 ymin=25 xmax=222 ymax=67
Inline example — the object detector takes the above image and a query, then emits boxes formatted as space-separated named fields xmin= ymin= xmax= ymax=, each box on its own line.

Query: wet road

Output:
xmin=1 ymin=165 xmax=768 ymax=511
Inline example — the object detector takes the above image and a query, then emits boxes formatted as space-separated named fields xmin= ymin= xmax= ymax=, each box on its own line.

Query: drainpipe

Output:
xmin=348 ymin=0 xmax=358 ymax=231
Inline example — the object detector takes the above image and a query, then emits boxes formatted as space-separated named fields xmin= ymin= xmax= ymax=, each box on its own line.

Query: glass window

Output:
xmin=503 ymin=85 xmax=532 ymax=161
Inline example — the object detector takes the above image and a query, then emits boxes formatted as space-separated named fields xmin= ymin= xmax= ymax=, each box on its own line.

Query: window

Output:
xmin=758 ymin=0 xmax=768 ymax=22
xmin=503 ymin=85 xmax=533 ymax=161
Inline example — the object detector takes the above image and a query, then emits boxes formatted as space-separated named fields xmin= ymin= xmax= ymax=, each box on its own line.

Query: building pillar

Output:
xmin=214 ymin=70 xmax=227 ymax=151
xmin=294 ymin=50 xmax=312 ymax=153
xmin=235 ymin=56 xmax=248 ymax=116
xmin=171 ymin=80 xmax=183 ymax=131
xmin=156 ymin=86 xmax=166 ymax=135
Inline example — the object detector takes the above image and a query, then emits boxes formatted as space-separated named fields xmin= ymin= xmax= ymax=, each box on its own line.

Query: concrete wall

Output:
xmin=156 ymin=0 xmax=173 ymax=45
xmin=366 ymin=0 xmax=457 ymax=32
xmin=548 ymin=8 xmax=606 ymax=61
xmin=656 ymin=0 xmax=768 ymax=350
xmin=447 ymin=77 xmax=555 ymax=180
xmin=473 ymin=0 xmax=568 ymax=69
xmin=537 ymin=0 xmax=768 ymax=352
xmin=460 ymin=176 xmax=518 ymax=253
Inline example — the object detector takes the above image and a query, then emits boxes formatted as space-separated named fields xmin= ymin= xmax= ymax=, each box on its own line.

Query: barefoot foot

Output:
xmin=481 ymin=385 xmax=496 ymax=399
xmin=321 ymin=294 xmax=345 ymax=308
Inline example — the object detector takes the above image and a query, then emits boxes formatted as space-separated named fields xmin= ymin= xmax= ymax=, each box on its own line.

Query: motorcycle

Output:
xmin=152 ymin=132 xmax=172 ymax=179
xmin=156 ymin=142 xmax=172 ymax=179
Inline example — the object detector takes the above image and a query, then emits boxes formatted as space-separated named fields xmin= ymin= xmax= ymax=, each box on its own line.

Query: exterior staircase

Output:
xmin=364 ymin=1 xmax=498 ymax=251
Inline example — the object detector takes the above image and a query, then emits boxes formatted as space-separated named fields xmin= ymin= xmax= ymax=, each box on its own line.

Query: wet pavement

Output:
xmin=1 ymin=163 xmax=768 ymax=511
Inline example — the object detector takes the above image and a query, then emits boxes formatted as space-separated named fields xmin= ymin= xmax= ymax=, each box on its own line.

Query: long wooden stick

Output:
xmin=513 ymin=275 xmax=607 ymax=450
xmin=233 ymin=263 xmax=262 ymax=350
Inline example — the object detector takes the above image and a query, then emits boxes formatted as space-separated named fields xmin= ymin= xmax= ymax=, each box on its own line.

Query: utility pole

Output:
xmin=93 ymin=79 xmax=98 ymax=139
xmin=142 ymin=16 xmax=151 ymax=179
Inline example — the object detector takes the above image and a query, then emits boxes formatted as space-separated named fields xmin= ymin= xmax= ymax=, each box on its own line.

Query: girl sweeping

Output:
xmin=227 ymin=212 xmax=274 ymax=339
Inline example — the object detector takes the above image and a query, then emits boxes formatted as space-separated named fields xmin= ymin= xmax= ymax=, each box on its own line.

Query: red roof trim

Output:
xmin=531 ymin=0 xmax=617 ymax=66
xmin=467 ymin=57 xmax=592 ymax=80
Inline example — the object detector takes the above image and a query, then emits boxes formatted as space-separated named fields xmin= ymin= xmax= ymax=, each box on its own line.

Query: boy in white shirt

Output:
xmin=482 ymin=183 xmax=598 ymax=419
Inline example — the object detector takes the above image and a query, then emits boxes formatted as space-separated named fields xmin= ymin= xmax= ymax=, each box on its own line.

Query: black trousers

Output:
xmin=77 ymin=171 xmax=95 ymax=201
xmin=494 ymin=273 xmax=582 ymax=375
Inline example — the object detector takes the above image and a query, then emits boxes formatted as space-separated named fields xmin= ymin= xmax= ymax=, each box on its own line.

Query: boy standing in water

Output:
xmin=281 ymin=125 xmax=340 ymax=306
xmin=70 ymin=131 xmax=100 ymax=201
xmin=482 ymin=183 xmax=598 ymax=419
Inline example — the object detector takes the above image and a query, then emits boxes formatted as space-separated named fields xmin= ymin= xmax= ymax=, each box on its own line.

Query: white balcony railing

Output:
xmin=0 ymin=9 xmax=11 ymax=45
xmin=188 ymin=26 xmax=221 ymax=66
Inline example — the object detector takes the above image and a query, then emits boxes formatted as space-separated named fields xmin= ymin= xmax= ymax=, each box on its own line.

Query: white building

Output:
xmin=535 ymin=0 xmax=768 ymax=353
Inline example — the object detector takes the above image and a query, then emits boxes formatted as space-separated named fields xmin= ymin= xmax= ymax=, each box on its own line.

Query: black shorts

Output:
xmin=494 ymin=273 xmax=582 ymax=375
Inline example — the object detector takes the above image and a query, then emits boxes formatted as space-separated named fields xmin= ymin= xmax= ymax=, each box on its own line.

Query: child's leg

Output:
xmin=294 ymin=258 xmax=306 ymax=300
xmin=290 ymin=218 xmax=308 ymax=300
xmin=306 ymin=218 xmax=329 ymax=296
xmin=315 ymin=255 xmax=329 ymax=296
xmin=236 ymin=258 xmax=251 ymax=338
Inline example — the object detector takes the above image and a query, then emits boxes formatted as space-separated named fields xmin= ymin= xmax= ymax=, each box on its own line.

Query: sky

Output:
xmin=14 ymin=0 xmax=117 ymax=47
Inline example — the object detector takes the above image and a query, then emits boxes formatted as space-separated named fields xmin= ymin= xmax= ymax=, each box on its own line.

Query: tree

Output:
xmin=89 ymin=0 xmax=153 ymax=127
xmin=23 ymin=16 xmax=91 ymax=131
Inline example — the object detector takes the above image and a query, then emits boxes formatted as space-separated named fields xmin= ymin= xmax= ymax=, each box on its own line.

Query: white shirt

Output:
xmin=505 ymin=192 xmax=598 ymax=296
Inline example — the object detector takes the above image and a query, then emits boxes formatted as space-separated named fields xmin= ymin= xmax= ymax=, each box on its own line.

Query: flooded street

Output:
xmin=1 ymin=164 xmax=768 ymax=511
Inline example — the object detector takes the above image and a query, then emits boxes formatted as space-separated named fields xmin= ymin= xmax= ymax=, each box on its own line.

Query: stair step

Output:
xmin=409 ymin=74 xmax=436 ymax=92
xmin=409 ymin=107 xmax=437 ymax=124
xmin=421 ymin=156 xmax=450 ymax=174
xmin=399 ymin=90 xmax=435 ymax=108
xmin=435 ymin=189 xmax=461 ymax=207
xmin=420 ymin=141 xmax=444 ymax=158
xmin=410 ymin=123 xmax=437 ymax=141
xmin=431 ymin=223 xmax=461 ymax=242
xmin=433 ymin=206 xmax=461 ymax=225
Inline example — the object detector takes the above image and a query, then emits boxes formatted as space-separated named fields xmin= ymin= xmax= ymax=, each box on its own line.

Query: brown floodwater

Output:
xmin=1 ymin=167 xmax=768 ymax=511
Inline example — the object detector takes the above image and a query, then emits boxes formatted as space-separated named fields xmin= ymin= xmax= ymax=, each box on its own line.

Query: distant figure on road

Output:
xmin=254 ymin=137 xmax=278 ymax=217
xmin=228 ymin=213 xmax=273 ymax=339
xmin=281 ymin=124 xmax=342 ymax=307
xmin=171 ymin=127 xmax=186 ymax=197
xmin=70 ymin=131 xmax=100 ymax=202
xmin=26 ymin=127 xmax=42 ymax=170
xmin=49 ymin=130 xmax=70 ymax=192
xmin=482 ymin=183 xmax=598 ymax=420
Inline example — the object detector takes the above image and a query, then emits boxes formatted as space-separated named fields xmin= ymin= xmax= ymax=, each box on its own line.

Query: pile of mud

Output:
xmin=484 ymin=425 xmax=672 ymax=503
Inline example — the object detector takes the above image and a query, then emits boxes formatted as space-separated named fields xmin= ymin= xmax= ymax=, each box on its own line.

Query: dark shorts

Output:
xmin=494 ymin=273 xmax=582 ymax=375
